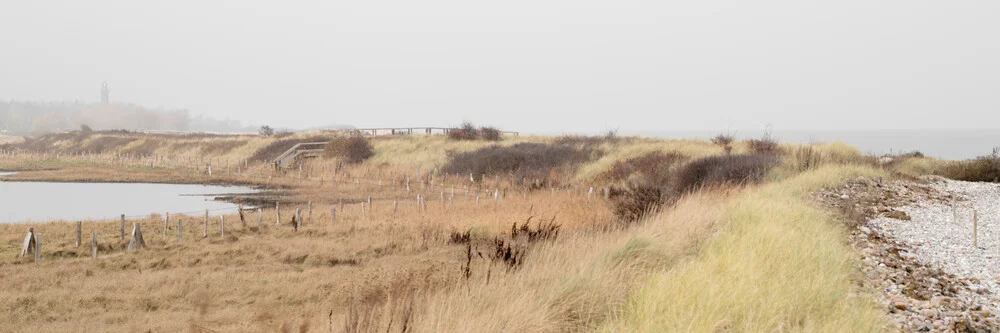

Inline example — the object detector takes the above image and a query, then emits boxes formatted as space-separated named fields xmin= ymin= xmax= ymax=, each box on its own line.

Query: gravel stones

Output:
xmin=817 ymin=176 xmax=1000 ymax=332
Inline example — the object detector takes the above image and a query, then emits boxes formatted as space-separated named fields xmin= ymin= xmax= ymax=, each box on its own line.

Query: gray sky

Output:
xmin=2 ymin=0 xmax=998 ymax=133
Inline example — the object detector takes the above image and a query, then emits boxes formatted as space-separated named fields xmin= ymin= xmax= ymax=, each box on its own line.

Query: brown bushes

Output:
xmin=940 ymin=147 xmax=1000 ymax=182
xmin=446 ymin=122 xmax=503 ymax=141
xmin=745 ymin=133 xmax=780 ymax=154
xmin=441 ymin=143 xmax=594 ymax=182
xmin=601 ymin=152 xmax=688 ymax=185
xmin=326 ymin=136 xmax=375 ymax=164
xmin=611 ymin=153 xmax=779 ymax=223
xmin=668 ymin=154 xmax=779 ymax=194
xmin=479 ymin=127 xmax=502 ymax=141
xmin=711 ymin=134 xmax=735 ymax=154
xmin=611 ymin=185 xmax=665 ymax=223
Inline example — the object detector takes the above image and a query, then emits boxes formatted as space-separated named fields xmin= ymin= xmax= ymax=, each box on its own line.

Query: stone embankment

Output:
xmin=817 ymin=176 xmax=1000 ymax=332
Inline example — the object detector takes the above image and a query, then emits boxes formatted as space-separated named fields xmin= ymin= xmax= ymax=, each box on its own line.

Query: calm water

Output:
xmin=0 ymin=174 xmax=257 ymax=223
xmin=634 ymin=130 xmax=1000 ymax=160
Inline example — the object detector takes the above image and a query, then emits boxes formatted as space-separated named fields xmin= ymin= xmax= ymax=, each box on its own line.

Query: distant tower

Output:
xmin=100 ymin=82 xmax=110 ymax=104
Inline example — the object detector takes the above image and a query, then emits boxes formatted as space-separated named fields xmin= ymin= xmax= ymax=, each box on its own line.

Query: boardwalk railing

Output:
xmin=330 ymin=127 xmax=519 ymax=137
xmin=274 ymin=142 xmax=328 ymax=168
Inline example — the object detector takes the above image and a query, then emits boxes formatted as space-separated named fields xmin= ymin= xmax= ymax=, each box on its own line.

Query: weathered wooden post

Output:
xmin=177 ymin=219 xmax=183 ymax=243
xmin=953 ymin=200 xmax=959 ymax=224
xmin=588 ymin=187 xmax=593 ymax=200
xmin=221 ymin=216 xmax=226 ymax=238
xmin=35 ymin=232 xmax=41 ymax=263
xmin=92 ymin=230 xmax=97 ymax=260
xmin=258 ymin=208 xmax=263 ymax=231
xmin=75 ymin=221 xmax=82 ymax=248
xmin=127 ymin=223 xmax=146 ymax=252
xmin=276 ymin=202 xmax=281 ymax=225
xmin=120 ymin=214 xmax=125 ymax=241
xmin=393 ymin=200 xmax=398 ymax=216
xmin=973 ymin=209 xmax=979 ymax=247
xmin=204 ymin=210 xmax=209 ymax=237
xmin=164 ymin=212 xmax=169 ymax=236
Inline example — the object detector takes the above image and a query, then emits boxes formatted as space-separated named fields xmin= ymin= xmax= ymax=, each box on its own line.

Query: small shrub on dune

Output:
xmin=326 ymin=136 xmax=375 ymax=164
xmin=711 ymin=134 xmax=734 ymax=154
xmin=447 ymin=122 xmax=479 ymax=141
xmin=745 ymin=133 xmax=780 ymax=154
xmin=479 ymin=126 xmax=502 ymax=141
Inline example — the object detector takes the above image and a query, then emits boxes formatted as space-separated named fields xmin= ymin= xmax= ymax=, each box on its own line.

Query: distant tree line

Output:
xmin=0 ymin=101 xmax=256 ymax=135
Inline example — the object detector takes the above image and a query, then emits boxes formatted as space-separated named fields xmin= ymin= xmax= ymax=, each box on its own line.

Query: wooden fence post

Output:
xmin=221 ymin=216 xmax=226 ymax=238
xmin=361 ymin=203 xmax=367 ymax=219
xmin=204 ymin=210 xmax=209 ymax=238
xmin=92 ymin=230 xmax=97 ymax=260
xmin=128 ymin=223 xmax=146 ymax=252
xmin=276 ymin=202 xmax=281 ymax=225
xmin=164 ymin=212 xmax=169 ymax=236
xmin=393 ymin=200 xmax=398 ymax=216
xmin=34 ymin=232 xmax=41 ymax=263
xmin=973 ymin=209 xmax=979 ymax=247
xmin=178 ymin=219 xmax=183 ymax=243
xmin=75 ymin=221 xmax=82 ymax=247
xmin=258 ymin=208 xmax=263 ymax=231
xmin=120 ymin=214 xmax=125 ymax=241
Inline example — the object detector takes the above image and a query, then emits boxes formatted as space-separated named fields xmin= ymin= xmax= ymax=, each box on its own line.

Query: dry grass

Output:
xmin=0 ymin=189 xmax=610 ymax=332
xmin=0 ymin=133 xmax=901 ymax=332
xmin=600 ymin=165 xmax=887 ymax=332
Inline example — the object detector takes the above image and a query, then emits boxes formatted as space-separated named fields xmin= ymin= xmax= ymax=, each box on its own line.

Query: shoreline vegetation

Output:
xmin=1 ymin=130 xmax=998 ymax=332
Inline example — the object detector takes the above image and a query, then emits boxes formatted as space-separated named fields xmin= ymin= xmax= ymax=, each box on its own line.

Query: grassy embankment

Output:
xmin=0 ymin=131 xmax=897 ymax=332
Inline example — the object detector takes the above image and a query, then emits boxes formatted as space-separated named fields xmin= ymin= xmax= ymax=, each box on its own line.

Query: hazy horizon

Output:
xmin=3 ymin=1 xmax=999 ymax=133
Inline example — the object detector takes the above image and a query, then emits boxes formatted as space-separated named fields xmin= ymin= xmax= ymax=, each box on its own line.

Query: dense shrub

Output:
xmin=611 ymin=185 xmax=665 ymax=223
xmin=668 ymin=154 xmax=779 ymax=194
xmin=447 ymin=122 xmax=479 ymax=141
xmin=441 ymin=143 xmax=593 ymax=182
xmin=940 ymin=148 xmax=1000 ymax=182
xmin=326 ymin=136 xmax=375 ymax=164
xmin=479 ymin=127 xmax=502 ymax=141
xmin=601 ymin=152 xmax=688 ymax=185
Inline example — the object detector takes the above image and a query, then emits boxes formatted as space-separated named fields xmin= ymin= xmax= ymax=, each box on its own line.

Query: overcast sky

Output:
xmin=2 ymin=1 xmax=998 ymax=133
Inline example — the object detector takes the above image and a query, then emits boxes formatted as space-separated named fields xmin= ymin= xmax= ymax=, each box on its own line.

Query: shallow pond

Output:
xmin=0 ymin=173 xmax=257 ymax=223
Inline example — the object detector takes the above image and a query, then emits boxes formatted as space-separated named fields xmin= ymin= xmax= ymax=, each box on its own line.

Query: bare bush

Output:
xmin=326 ymin=136 xmax=375 ymax=164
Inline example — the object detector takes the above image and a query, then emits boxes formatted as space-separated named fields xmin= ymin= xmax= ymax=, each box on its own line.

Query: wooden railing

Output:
xmin=329 ymin=127 xmax=519 ymax=137
xmin=273 ymin=142 xmax=328 ymax=168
